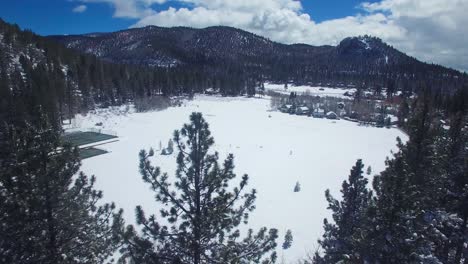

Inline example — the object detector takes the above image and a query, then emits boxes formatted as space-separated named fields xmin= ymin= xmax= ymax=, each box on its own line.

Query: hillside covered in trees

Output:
xmin=0 ymin=19 xmax=215 ymax=126
xmin=52 ymin=25 xmax=467 ymax=94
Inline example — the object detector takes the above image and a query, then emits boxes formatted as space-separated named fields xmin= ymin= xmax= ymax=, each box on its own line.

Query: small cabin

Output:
xmin=313 ymin=108 xmax=325 ymax=118
xmin=373 ymin=114 xmax=385 ymax=127
xmin=326 ymin=111 xmax=338 ymax=120
xmin=204 ymin=88 xmax=218 ymax=95
xmin=279 ymin=104 xmax=293 ymax=113
xmin=348 ymin=111 xmax=359 ymax=120
xmin=296 ymin=106 xmax=310 ymax=115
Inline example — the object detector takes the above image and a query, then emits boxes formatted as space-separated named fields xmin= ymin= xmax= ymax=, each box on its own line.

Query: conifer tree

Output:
xmin=367 ymin=93 xmax=466 ymax=262
xmin=441 ymin=111 xmax=468 ymax=263
xmin=0 ymin=112 xmax=122 ymax=264
xmin=282 ymin=230 xmax=293 ymax=250
xmin=294 ymin=182 xmax=301 ymax=193
xmin=122 ymin=112 xmax=278 ymax=264
xmin=315 ymin=159 xmax=373 ymax=263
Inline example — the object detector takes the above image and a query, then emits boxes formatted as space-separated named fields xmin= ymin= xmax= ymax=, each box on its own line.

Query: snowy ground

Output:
xmin=265 ymin=83 xmax=356 ymax=99
xmin=70 ymin=95 xmax=407 ymax=263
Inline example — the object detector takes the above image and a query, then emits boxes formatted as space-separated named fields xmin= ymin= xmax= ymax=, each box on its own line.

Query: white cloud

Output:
xmin=360 ymin=0 xmax=468 ymax=71
xmin=77 ymin=0 xmax=166 ymax=18
xmin=78 ymin=0 xmax=468 ymax=71
xmin=72 ymin=4 xmax=88 ymax=13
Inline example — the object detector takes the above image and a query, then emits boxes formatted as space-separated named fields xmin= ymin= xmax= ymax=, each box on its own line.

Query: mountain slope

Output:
xmin=51 ymin=26 xmax=466 ymax=92
xmin=0 ymin=19 xmax=188 ymax=124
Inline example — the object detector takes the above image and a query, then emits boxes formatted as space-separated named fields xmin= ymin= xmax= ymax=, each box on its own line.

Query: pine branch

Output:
xmin=142 ymin=161 xmax=193 ymax=221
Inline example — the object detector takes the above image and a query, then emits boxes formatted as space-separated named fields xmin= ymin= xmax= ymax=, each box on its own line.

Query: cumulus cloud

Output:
xmin=77 ymin=0 xmax=468 ymax=71
xmin=77 ymin=0 xmax=166 ymax=18
xmin=72 ymin=4 xmax=88 ymax=13
xmin=130 ymin=0 xmax=402 ymax=46
xmin=361 ymin=0 xmax=468 ymax=71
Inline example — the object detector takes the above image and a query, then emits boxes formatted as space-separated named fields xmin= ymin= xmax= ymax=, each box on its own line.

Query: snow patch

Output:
xmin=360 ymin=38 xmax=371 ymax=50
xmin=265 ymin=83 xmax=356 ymax=99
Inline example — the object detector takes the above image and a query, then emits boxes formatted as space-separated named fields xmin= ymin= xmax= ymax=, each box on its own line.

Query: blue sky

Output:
xmin=0 ymin=0 xmax=130 ymax=35
xmin=0 ymin=0 xmax=466 ymax=71
xmin=0 ymin=0 xmax=378 ymax=36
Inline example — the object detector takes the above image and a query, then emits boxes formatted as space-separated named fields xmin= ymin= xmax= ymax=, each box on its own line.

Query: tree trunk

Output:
xmin=193 ymin=131 xmax=202 ymax=264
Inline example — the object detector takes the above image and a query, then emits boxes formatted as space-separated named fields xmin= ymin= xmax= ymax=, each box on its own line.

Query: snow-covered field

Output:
xmin=265 ymin=83 xmax=356 ymax=99
xmin=70 ymin=95 xmax=407 ymax=262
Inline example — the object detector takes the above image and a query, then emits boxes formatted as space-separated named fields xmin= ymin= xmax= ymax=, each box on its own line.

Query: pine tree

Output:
xmin=315 ymin=159 xmax=373 ymax=263
xmin=0 ymin=112 xmax=122 ymax=264
xmin=121 ymin=112 xmax=278 ymax=264
xmin=441 ymin=111 xmax=468 ymax=262
xmin=369 ymin=94 xmax=460 ymax=262
xmin=294 ymin=182 xmax=301 ymax=192
xmin=167 ymin=139 xmax=174 ymax=154
xmin=312 ymin=88 xmax=468 ymax=263
xmin=282 ymin=230 xmax=293 ymax=250
xmin=370 ymin=143 xmax=417 ymax=262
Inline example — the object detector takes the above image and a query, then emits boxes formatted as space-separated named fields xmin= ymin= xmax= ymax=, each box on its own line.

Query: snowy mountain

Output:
xmin=50 ymin=26 xmax=466 ymax=91
xmin=50 ymin=28 xmax=406 ymax=68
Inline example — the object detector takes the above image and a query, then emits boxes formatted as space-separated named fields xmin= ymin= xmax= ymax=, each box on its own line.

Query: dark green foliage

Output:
xmin=315 ymin=88 xmax=468 ymax=263
xmin=367 ymin=94 xmax=467 ymax=263
xmin=282 ymin=230 xmax=293 ymax=250
xmin=294 ymin=182 xmax=301 ymax=193
xmin=0 ymin=19 xmax=176 ymax=124
xmin=134 ymin=96 xmax=172 ymax=113
xmin=315 ymin=159 xmax=373 ymax=263
xmin=120 ymin=113 xmax=278 ymax=264
xmin=0 ymin=112 xmax=122 ymax=264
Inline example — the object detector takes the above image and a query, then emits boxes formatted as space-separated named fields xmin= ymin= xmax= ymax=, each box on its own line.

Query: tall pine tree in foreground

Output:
xmin=0 ymin=113 xmax=122 ymax=264
xmin=120 ymin=112 xmax=278 ymax=264
xmin=312 ymin=89 xmax=468 ymax=263
xmin=314 ymin=159 xmax=373 ymax=263
xmin=369 ymin=94 xmax=457 ymax=263
xmin=443 ymin=88 xmax=468 ymax=263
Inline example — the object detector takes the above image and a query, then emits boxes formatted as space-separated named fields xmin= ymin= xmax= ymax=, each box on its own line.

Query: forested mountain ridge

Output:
xmin=0 ymin=19 xmax=206 ymax=125
xmin=51 ymin=25 xmax=467 ymax=92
